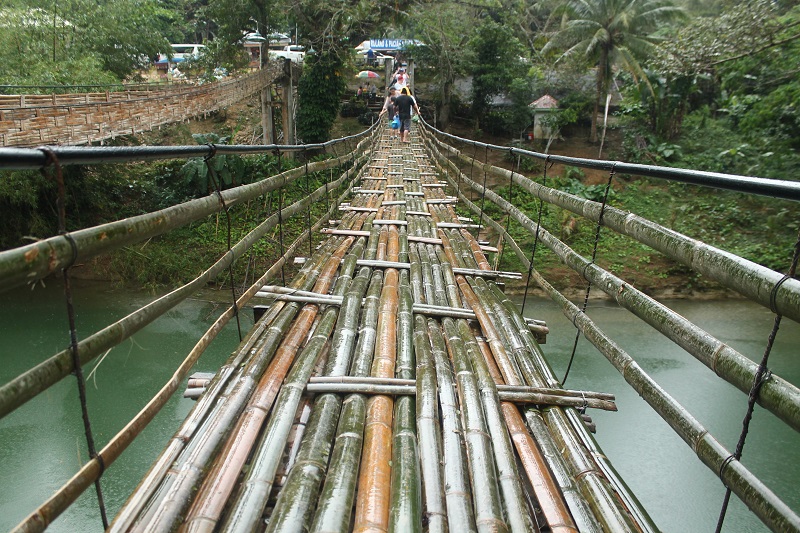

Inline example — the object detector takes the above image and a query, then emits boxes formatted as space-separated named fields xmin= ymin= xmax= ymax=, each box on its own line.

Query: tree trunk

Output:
xmin=591 ymin=48 xmax=608 ymax=144
xmin=439 ymin=78 xmax=452 ymax=129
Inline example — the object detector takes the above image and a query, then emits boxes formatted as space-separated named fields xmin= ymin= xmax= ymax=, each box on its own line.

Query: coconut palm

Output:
xmin=543 ymin=0 xmax=684 ymax=142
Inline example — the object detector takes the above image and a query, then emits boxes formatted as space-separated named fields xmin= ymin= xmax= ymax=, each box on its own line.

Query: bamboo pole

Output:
xmin=354 ymin=225 xmax=400 ymax=533
xmin=427 ymin=319 xmax=478 ymax=531
xmin=427 ymin=133 xmax=800 ymax=434
xmin=0 ymin=155 xmax=352 ymax=293
xmin=413 ymin=314 xmax=447 ymax=533
xmin=389 ymin=270 xmax=422 ymax=531
xmin=265 ymin=261 xmax=372 ymax=532
xmin=307 ymin=377 xmax=613 ymax=400
xmin=465 ymin=271 xmax=642 ymax=531
xmin=310 ymin=271 xmax=383 ymax=532
xmin=441 ymin=316 xmax=528 ymax=532
xmin=219 ymin=237 xmax=359 ymax=533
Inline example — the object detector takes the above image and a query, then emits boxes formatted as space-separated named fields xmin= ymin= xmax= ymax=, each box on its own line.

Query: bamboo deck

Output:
xmin=111 ymin=127 xmax=652 ymax=533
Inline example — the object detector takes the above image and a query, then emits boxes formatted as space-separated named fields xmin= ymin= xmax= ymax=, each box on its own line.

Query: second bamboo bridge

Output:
xmin=0 ymin=116 xmax=799 ymax=532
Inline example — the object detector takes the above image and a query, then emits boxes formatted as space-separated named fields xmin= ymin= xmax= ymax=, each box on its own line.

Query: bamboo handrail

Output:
xmin=0 ymin=149 xmax=367 ymax=422
xmin=17 ymin=142 xmax=373 ymax=533
xmin=423 ymin=128 xmax=800 ymax=434
xmin=426 ymin=127 xmax=800 ymax=323
xmin=0 ymin=154 xmax=359 ymax=293
xmin=421 ymin=126 xmax=799 ymax=531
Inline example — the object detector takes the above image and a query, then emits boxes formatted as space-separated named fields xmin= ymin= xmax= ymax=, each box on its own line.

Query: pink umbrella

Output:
xmin=356 ymin=70 xmax=381 ymax=78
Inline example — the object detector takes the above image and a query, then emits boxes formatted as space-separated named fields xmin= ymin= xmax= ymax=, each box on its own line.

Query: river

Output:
xmin=0 ymin=281 xmax=797 ymax=532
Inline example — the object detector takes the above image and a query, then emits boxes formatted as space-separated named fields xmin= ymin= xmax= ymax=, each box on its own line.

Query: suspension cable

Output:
xmin=562 ymin=164 xmax=616 ymax=385
xmin=715 ymin=228 xmax=800 ymax=533
xmin=274 ymin=148 xmax=286 ymax=286
xmin=521 ymin=156 xmax=551 ymax=313
xmin=303 ymin=147 xmax=313 ymax=258
xmin=203 ymin=144 xmax=242 ymax=341
xmin=39 ymin=148 xmax=109 ymax=529
xmin=497 ymin=150 xmax=521 ymax=269
xmin=475 ymin=143 xmax=490 ymax=238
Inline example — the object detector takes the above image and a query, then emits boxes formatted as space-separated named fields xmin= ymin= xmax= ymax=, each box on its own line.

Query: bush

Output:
xmin=358 ymin=111 xmax=379 ymax=125
xmin=341 ymin=99 xmax=369 ymax=118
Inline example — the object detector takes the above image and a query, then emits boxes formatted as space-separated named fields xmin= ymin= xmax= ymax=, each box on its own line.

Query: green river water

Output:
xmin=0 ymin=280 xmax=797 ymax=532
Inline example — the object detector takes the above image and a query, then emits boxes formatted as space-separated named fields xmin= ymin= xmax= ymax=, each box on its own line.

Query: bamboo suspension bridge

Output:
xmin=1 ymin=104 xmax=800 ymax=532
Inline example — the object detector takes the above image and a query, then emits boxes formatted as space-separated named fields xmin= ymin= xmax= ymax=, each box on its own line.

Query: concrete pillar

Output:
xmin=385 ymin=61 xmax=393 ymax=89
xmin=280 ymin=59 xmax=295 ymax=158
xmin=261 ymin=86 xmax=274 ymax=145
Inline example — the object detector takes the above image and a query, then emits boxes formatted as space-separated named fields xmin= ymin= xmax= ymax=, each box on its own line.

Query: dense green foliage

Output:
xmin=0 ymin=0 xmax=172 ymax=83
xmin=0 ymin=0 xmax=798 ymax=289
xmin=296 ymin=49 xmax=348 ymax=143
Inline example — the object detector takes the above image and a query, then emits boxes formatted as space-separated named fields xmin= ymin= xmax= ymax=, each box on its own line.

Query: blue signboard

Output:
xmin=368 ymin=39 xmax=422 ymax=51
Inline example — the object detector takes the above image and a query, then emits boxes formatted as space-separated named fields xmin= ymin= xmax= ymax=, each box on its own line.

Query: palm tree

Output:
xmin=543 ymin=0 xmax=684 ymax=142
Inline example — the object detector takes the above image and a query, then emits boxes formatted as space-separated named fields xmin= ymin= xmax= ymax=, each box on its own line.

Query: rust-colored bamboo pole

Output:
xmin=354 ymin=226 xmax=400 ymax=533
xmin=265 ymin=258 xmax=372 ymax=532
xmin=178 ymin=238 xmax=354 ymax=532
xmin=311 ymin=269 xmax=383 ymax=532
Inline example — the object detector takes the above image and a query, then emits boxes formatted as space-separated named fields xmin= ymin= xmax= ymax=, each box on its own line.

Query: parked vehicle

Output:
xmin=268 ymin=45 xmax=305 ymax=64
xmin=357 ymin=50 xmax=393 ymax=67
xmin=155 ymin=44 xmax=206 ymax=67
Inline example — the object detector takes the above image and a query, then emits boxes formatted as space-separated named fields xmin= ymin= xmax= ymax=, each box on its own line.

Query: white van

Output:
xmin=155 ymin=44 xmax=206 ymax=66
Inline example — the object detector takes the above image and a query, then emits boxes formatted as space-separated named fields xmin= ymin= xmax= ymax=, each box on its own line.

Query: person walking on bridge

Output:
xmin=395 ymin=87 xmax=419 ymax=143
xmin=378 ymin=86 xmax=400 ymax=139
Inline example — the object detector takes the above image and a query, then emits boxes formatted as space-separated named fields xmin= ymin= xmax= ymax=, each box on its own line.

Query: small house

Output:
xmin=529 ymin=94 xmax=559 ymax=140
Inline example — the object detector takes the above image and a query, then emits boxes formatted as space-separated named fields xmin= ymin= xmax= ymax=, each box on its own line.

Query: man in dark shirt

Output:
xmin=394 ymin=87 xmax=420 ymax=143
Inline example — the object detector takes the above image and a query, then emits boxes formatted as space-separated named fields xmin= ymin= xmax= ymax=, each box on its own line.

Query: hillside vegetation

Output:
xmin=0 ymin=0 xmax=798 ymax=295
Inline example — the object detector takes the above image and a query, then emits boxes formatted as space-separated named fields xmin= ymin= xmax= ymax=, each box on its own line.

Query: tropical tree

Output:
xmin=286 ymin=0 xmax=416 ymax=142
xmin=295 ymin=48 xmax=348 ymax=143
xmin=0 ymin=0 xmax=172 ymax=82
xmin=542 ymin=0 xmax=684 ymax=142
xmin=467 ymin=18 xmax=527 ymax=130
xmin=408 ymin=2 xmax=474 ymax=129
